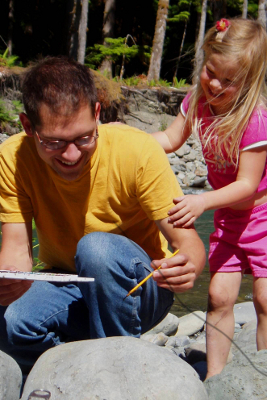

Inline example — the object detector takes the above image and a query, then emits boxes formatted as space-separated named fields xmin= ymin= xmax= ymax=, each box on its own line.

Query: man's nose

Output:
xmin=61 ymin=143 xmax=81 ymax=160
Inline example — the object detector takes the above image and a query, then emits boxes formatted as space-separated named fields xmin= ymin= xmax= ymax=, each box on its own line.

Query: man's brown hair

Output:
xmin=21 ymin=56 xmax=98 ymax=126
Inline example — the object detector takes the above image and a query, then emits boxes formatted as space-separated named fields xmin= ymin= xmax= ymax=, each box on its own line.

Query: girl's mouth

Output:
xmin=208 ymin=88 xmax=223 ymax=99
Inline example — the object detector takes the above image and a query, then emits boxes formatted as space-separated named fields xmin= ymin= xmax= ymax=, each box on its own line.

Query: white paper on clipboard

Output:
xmin=0 ymin=270 xmax=95 ymax=282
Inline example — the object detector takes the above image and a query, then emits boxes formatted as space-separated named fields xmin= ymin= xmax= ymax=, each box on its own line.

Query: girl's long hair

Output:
xmin=186 ymin=18 xmax=267 ymax=167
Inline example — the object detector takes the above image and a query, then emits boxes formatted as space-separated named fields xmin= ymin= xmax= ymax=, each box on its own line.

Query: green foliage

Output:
xmin=172 ymin=77 xmax=188 ymax=89
xmin=0 ymin=49 xmax=22 ymax=67
xmin=86 ymin=37 xmax=138 ymax=68
xmin=0 ymin=99 xmax=23 ymax=132
xmin=148 ymin=79 xmax=172 ymax=88
xmin=85 ymin=37 xmax=150 ymax=74
xmin=120 ymin=76 xmax=141 ymax=86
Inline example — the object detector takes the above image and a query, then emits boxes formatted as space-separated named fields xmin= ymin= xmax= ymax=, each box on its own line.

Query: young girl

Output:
xmin=152 ymin=18 xmax=267 ymax=379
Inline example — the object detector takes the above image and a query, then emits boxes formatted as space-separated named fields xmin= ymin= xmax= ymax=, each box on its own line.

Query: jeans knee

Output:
xmin=3 ymin=304 xmax=27 ymax=344
xmin=76 ymin=232 xmax=132 ymax=275
xmin=76 ymin=232 xmax=111 ymax=273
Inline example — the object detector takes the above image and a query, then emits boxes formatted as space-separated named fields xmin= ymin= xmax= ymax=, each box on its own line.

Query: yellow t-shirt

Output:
xmin=0 ymin=124 xmax=183 ymax=272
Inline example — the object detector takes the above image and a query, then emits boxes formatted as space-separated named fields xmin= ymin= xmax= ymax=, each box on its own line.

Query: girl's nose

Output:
xmin=210 ymin=79 xmax=222 ymax=90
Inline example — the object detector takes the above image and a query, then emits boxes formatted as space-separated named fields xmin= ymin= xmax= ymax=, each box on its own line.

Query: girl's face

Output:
xmin=200 ymin=52 xmax=241 ymax=115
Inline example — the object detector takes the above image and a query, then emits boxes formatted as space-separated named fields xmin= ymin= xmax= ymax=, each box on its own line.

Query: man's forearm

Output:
xmin=174 ymin=227 xmax=206 ymax=278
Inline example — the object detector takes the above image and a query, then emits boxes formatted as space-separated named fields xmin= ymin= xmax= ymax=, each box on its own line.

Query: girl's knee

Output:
xmin=208 ymin=287 xmax=235 ymax=312
xmin=254 ymin=291 xmax=267 ymax=313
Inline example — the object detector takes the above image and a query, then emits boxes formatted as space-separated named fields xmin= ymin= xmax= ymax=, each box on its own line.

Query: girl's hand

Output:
xmin=168 ymin=194 xmax=206 ymax=227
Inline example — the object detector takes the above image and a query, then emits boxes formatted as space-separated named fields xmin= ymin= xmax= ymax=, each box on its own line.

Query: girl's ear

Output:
xmin=19 ymin=113 xmax=34 ymax=137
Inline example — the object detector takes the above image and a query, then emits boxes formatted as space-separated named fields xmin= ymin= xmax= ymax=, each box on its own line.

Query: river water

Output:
xmin=170 ymin=189 xmax=254 ymax=317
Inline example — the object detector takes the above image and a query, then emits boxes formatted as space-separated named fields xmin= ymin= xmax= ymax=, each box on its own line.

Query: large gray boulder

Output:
xmin=205 ymin=350 xmax=267 ymax=400
xmin=0 ymin=350 xmax=22 ymax=400
xmin=21 ymin=337 xmax=208 ymax=400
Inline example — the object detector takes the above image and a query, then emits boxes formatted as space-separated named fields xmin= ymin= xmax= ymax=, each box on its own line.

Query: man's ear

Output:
xmin=94 ymin=102 xmax=101 ymax=124
xmin=19 ymin=113 xmax=34 ymax=137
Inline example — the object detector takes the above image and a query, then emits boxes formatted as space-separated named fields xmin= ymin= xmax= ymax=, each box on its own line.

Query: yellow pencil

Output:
xmin=124 ymin=249 xmax=179 ymax=298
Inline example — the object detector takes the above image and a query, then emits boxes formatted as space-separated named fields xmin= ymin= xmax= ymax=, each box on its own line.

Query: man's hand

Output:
xmin=0 ymin=266 xmax=32 ymax=306
xmin=151 ymin=252 xmax=196 ymax=293
xmin=167 ymin=194 xmax=206 ymax=228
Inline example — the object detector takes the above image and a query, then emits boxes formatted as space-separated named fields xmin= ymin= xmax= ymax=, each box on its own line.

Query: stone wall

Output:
xmin=121 ymin=86 xmax=210 ymax=189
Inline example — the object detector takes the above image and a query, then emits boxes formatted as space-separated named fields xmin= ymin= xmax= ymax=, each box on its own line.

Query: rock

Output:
xmin=185 ymin=342 xmax=207 ymax=364
xmin=165 ymin=335 xmax=190 ymax=348
xmin=0 ymin=350 xmax=22 ymax=400
xmin=0 ymin=133 xmax=9 ymax=143
xmin=141 ymin=332 xmax=169 ymax=346
xmin=190 ymin=177 xmax=207 ymax=188
xmin=205 ymin=350 xmax=267 ymax=400
xmin=21 ymin=337 xmax=208 ymax=400
xmin=232 ymin=319 xmax=257 ymax=357
xmin=144 ymin=312 xmax=179 ymax=336
xmin=175 ymin=311 xmax=206 ymax=337
xmin=175 ymin=143 xmax=191 ymax=157
xmin=234 ymin=301 xmax=257 ymax=325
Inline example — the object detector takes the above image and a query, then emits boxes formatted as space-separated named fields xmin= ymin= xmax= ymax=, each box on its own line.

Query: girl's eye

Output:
xmin=206 ymin=67 xmax=214 ymax=75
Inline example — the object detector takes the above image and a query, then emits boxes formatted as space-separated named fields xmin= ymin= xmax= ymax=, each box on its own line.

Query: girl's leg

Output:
xmin=253 ymin=277 xmax=267 ymax=350
xmin=206 ymin=271 xmax=242 ymax=379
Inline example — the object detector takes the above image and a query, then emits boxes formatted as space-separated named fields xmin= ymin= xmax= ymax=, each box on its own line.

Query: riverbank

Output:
xmin=3 ymin=301 xmax=266 ymax=399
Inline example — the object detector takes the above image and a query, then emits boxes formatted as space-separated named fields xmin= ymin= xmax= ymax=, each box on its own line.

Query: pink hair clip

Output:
xmin=216 ymin=18 xmax=230 ymax=32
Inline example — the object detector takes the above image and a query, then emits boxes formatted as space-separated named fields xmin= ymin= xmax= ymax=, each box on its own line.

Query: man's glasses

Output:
xmin=34 ymin=129 xmax=99 ymax=150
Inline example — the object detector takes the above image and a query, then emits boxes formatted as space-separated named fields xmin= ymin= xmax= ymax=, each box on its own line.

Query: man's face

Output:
xmin=32 ymin=103 xmax=100 ymax=181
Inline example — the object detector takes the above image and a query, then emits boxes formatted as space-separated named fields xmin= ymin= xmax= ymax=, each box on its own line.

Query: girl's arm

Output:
xmin=151 ymin=112 xmax=191 ymax=153
xmin=168 ymin=147 xmax=267 ymax=227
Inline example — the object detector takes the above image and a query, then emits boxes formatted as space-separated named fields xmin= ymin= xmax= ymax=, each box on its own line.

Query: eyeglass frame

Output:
xmin=34 ymin=128 xmax=99 ymax=151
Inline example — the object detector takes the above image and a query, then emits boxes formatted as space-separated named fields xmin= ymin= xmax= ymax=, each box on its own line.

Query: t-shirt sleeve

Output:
xmin=0 ymin=142 xmax=33 ymax=223
xmin=180 ymin=92 xmax=191 ymax=117
xmin=240 ymin=109 xmax=267 ymax=151
xmin=136 ymin=135 xmax=183 ymax=221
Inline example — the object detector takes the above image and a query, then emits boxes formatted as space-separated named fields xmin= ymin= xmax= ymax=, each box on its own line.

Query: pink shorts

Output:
xmin=209 ymin=203 xmax=267 ymax=277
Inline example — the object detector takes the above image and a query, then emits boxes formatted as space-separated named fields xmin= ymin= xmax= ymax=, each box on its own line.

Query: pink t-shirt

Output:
xmin=181 ymin=93 xmax=267 ymax=192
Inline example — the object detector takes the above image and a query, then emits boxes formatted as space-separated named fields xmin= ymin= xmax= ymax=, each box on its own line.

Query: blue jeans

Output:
xmin=0 ymin=232 xmax=174 ymax=372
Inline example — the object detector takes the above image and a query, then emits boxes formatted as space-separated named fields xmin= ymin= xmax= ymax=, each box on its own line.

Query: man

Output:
xmin=0 ymin=57 xmax=206 ymax=372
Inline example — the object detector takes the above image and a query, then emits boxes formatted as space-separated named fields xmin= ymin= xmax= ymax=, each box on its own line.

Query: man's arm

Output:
xmin=0 ymin=222 xmax=33 ymax=305
xmin=153 ymin=217 xmax=206 ymax=292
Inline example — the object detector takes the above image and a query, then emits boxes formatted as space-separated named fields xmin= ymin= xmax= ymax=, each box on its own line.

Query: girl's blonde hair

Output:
xmin=186 ymin=18 xmax=267 ymax=167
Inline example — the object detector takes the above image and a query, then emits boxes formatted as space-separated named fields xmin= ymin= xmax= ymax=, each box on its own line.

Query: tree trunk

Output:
xmin=7 ymin=0 xmax=14 ymax=56
xmin=211 ymin=0 xmax=226 ymax=22
xmin=77 ymin=0 xmax=89 ymax=64
xmin=67 ymin=0 xmax=81 ymax=60
xmin=147 ymin=0 xmax=169 ymax=82
xmin=194 ymin=0 xmax=208 ymax=76
xmin=173 ymin=20 xmax=188 ymax=82
xmin=99 ymin=0 xmax=116 ymax=78
xmin=242 ymin=0 xmax=248 ymax=18
xmin=258 ymin=0 xmax=267 ymax=29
